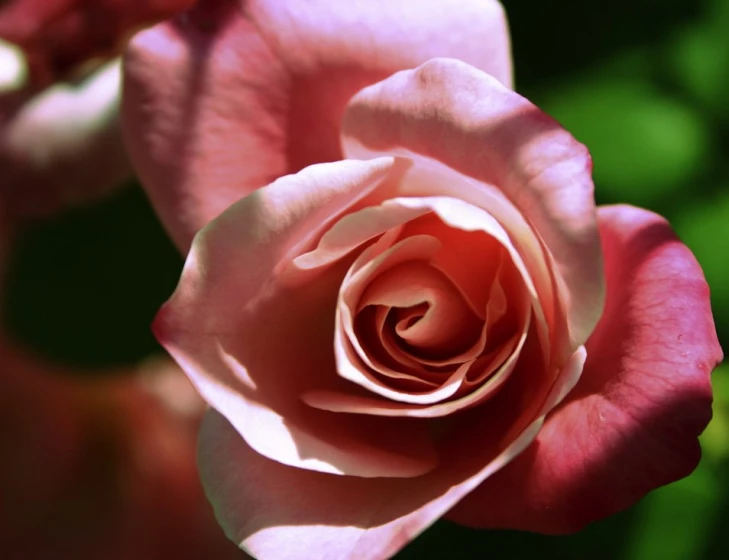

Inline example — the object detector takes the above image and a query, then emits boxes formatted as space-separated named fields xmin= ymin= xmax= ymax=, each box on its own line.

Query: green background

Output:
xmin=3 ymin=0 xmax=728 ymax=558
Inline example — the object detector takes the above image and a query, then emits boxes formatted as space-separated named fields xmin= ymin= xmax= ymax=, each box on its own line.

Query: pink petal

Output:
xmin=359 ymin=262 xmax=480 ymax=355
xmin=199 ymin=407 xmax=540 ymax=560
xmin=308 ymin=250 xmax=533 ymax=419
xmin=341 ymin=58 xmax=604 ymax=352
xmin=370 ymin=304 xmax=443 ymax=381
xmin=292 ymin=196 xmax=430 ymax=274
xmin=303 ymin=323 xmax=528 ymax=418
xmin=401 ymin=212 xmax=507 ymax=320
xmin=336 ymin=234 xmax=468 ymax=404
xmin=446 ymin=204 xmax=722 ymax=533
xmin=200 ymin=346 xmax=586 ymax=559
xmin=122 ymin=0 xmax=511 ymax=252
xmin=155 ymin=158 xmax=441 ymax=478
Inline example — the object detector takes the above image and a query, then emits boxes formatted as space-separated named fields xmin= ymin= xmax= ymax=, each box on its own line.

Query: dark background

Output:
xmin=3 ymin=0 xmax=727 ymax=558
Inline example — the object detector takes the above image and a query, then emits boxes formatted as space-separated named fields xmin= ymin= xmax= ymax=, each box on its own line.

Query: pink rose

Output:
xmin=122 ymin=2 xmax=722 ymax=559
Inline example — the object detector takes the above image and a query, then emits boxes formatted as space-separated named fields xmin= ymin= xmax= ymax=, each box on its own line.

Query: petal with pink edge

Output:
xmin=324 ymin=196 xmax=543 ymax=417
xmin=199 ymin=409 xmax=539 ymax=560
xmin=446 ymin=204 xmax=722 ymax=533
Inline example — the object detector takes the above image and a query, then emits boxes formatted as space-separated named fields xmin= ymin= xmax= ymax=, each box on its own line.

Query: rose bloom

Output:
xmin=122 ymin=1 xmax=723 ymax=559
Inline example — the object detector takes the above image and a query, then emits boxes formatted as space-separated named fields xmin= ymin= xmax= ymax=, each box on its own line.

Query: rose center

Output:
xmin=328 ymin=208 xmax=531 ymax=409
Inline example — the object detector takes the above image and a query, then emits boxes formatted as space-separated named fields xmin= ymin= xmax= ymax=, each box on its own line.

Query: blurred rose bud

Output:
xmin=0 ymin=0 xmax=196 ymax=83
xmin=0 ymin=338 xmax=244 ymax=560
xmin=0 ymin=0 xmax=194 ymax=222
xmin=0 ymin=41 xmax=130 ymax=221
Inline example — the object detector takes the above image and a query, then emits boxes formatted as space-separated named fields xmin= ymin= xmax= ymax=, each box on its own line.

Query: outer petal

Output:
xmin=446 ymin=204 xmax=722 ymax=533
xmin=198 ymin=379 xmax=544 ymax=560
xmin=122 ymin=0 xmax=512 ymax=251
xmin=341 ymin=58 xmax=604 ymax=350
xmin=198 ymin=348 xmax=585 ymax=559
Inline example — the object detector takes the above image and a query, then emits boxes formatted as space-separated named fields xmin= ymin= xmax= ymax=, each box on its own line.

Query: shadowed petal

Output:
xmin=199 ymin=347 xmax=585 ymax=559
xmin=446 ymin=204 xmax=722 ymax=533
xmin=199 ymin=408 xmax=538 ymax=560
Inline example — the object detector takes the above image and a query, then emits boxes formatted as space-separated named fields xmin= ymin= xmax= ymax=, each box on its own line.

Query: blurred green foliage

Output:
xmin=542 ymin=75 xmax=712 ymax=205
xmin=2 ymin=0 xmax=727 ymax=558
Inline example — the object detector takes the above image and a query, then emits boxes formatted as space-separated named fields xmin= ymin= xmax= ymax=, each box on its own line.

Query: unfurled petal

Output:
xmin=199 ymin=348 xmax=585 ymax=559
xmin=446 ymin=204 xmax=721 ymax=533
xmin=199 ymin=406 xmax=540 ymax=560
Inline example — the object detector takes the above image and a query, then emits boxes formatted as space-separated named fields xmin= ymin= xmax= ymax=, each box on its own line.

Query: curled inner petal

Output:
xmin=318 ymin=195 xmax=542 ymax=417
xmin=358 ymin=261 xmax=482 ymax=358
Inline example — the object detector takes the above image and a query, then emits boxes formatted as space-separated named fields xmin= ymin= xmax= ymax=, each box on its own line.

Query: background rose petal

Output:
xmin=122 ymin=0 xmax=512 ymax=252
xmin=0 ymin=337 xmax=242 ymax=560
xmin=0 ymin=53 xmax=131 ymax=221
xmin=0 ymin=0 xmax=196 ymax=83
xmin=446 ymin=204 xmax=722 ymax=533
